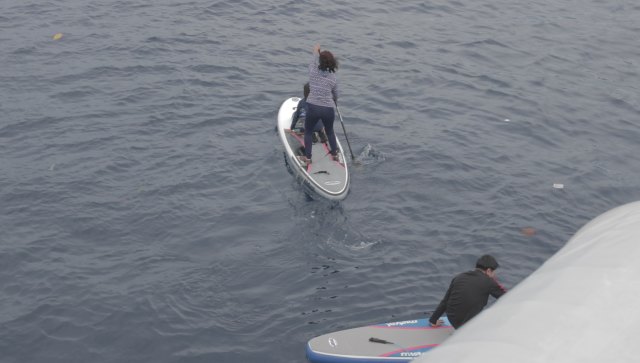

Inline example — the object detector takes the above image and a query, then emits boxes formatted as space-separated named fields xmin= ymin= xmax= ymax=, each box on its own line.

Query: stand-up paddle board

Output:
xmin=306 ymin=317 xmax=454 ymax=363
xmin=277 ymin=97 xmax=350 ymax=201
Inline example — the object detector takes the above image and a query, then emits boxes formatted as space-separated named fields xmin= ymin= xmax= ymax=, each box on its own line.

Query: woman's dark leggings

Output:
xmin=304 ymin=103 xmax=337 ymax=159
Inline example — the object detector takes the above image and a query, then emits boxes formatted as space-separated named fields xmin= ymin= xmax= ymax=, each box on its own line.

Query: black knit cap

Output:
xmin=476 ymin=255 xmax=499 ymax=270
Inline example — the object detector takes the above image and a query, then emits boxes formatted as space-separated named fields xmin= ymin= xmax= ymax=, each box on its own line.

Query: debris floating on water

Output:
xmin=53 ymin=33 xmax=63 ymax=40
xmin=521 ymin=227 xmax=536 ymax=236
xmin=553 ymin=183 xmax=564 ymax=189
xmin=504 ymin=118 xmax=510 ymax=122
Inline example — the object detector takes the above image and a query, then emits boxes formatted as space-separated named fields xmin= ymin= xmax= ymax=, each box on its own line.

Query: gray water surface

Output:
xmin=2 ymin=1 xmax=640 ymax=362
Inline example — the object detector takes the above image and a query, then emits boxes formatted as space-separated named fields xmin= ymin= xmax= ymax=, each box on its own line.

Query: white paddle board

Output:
xmin=277 ymin=97 xmax=350 ymax=201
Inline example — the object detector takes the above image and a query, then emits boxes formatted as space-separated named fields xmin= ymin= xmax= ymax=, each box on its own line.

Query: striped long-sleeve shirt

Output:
xmin=306 ymin=50 xmax=338 ymax=108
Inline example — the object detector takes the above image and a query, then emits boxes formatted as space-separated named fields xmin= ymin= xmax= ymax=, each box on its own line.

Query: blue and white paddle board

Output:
xmin=306 ymin=317 xmax=454 ymax=363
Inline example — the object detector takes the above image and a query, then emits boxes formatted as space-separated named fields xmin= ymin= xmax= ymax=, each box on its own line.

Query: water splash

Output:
xmin=355 ymin=143 xmax=385 ymax=166
xmin=346 ymin=240 xmax=380 ymax=250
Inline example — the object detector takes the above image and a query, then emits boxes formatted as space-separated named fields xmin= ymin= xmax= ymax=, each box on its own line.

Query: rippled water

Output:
xmin=2 ymin=0 xmax=640 ymax=362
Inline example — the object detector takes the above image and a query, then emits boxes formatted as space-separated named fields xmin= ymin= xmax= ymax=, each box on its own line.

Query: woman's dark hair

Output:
xmin=318 ymin=50 xmax=338 ymax=73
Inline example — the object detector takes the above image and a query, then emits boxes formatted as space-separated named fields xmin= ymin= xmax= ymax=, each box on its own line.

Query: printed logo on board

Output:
xmin=328 ymin=338 xmax=338 ymax=347
xmin=385 ymin=320 xmax=418 ymax=327
xmin=400 ymin=352 xmax=422 ymax=357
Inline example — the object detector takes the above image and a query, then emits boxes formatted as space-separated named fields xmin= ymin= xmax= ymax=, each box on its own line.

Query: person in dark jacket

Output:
xmin=429 ymin=255 xmax=507 ymax=329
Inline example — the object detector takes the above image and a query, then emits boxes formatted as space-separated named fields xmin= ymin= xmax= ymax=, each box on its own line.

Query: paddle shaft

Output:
xmin=335 ymin=105 xmax=355 ymax=160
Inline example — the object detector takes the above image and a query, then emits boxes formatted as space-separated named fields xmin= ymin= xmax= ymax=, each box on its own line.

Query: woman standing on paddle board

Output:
xmin=299 ymin=44 xmax=339 ymax=166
